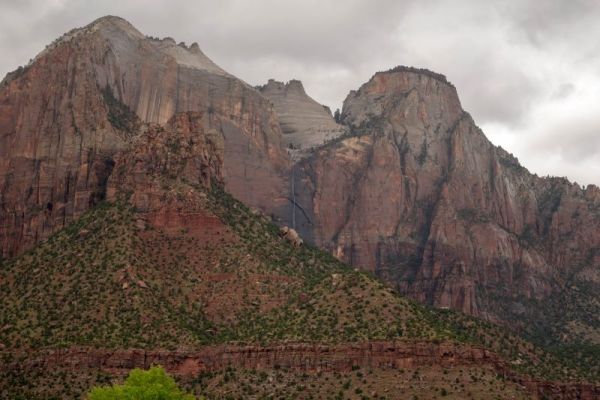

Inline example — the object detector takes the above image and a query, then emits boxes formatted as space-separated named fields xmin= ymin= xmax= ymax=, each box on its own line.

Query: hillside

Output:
xmin=1 ymin=186 xmax=597 ymax=398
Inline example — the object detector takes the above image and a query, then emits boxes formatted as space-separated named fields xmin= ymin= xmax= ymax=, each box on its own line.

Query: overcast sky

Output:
xmin=1 ymin=0 xmax=599 ymax=186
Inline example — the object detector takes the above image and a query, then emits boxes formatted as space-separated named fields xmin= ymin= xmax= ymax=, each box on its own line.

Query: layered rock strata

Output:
xmin=258 ymin=79 xmax=344 ymax=155
xmin=2 ymin=342 xmax=598 ymax=400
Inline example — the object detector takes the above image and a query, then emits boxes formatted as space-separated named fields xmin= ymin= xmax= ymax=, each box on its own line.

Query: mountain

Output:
xmin=0 ymin=108 xmax=597 ymax=399
xmin=0 ymin=15 xmax=289 ymax=259
xmin=0 ymin=15 xmax=599 ymax=398
xmin=284 ymin=67 xmax=600 ymax=352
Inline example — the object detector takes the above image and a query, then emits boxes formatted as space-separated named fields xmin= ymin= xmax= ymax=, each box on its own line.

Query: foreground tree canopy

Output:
xmin=87 ymin=366 xmax=197 ymax=399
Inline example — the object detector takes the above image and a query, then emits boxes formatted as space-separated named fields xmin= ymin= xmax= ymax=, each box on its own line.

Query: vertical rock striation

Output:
xmin=293 ymin=67 xmax=600 ymax=340
xmin=1 ymin=16 xmax=598 ymax=347
xmin=0 ymin=16 xmax=289 ymax=258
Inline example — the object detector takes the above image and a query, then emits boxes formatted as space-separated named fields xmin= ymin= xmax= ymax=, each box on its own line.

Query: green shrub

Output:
xmin=87 ymin=366 xmax=198 ymax=399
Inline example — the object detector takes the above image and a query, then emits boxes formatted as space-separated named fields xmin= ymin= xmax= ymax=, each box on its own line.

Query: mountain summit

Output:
xmin=285 ymin=65 xmax=600 ymax=352
xmin=0 ymin=15 xmax=289 ymax=258
xmin=258 ymin=79 xmax=345 ymax=153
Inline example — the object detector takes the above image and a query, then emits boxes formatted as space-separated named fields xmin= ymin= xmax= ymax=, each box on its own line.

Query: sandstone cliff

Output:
xmin=3 ymin=342 xmax=598 ymax=400
xmin=291 ymin=66 xmax=600 ymax=346
xmin=0 ymin=16 xmax=289 ymax=258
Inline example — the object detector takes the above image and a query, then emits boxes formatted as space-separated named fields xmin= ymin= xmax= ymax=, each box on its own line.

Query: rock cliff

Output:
xmin=0 ymin=15 xmax=289 ymax=258
xmin=3 ymin=341 xmax=598 ymax=400
xmin=292 ymin=66 xmax=600 ymax=346
xmin=258 ymin=79 xmax=344 ymax=155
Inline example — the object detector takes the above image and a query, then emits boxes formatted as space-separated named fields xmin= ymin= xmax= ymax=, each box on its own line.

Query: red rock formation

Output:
xmin=293 ymin=67 xmax=600 ymax=332
xmin=2 ymin=342 xmax=597 ymax=399
xmin=1 ymin=15 xmax=598 ymax=346
xmin=0 ymin=16 xmax=289 ymax=258
xmin=0 ymin=341 xmax=496 ymax=374
xmin=106 ymin=111 xmax=224 ymax=204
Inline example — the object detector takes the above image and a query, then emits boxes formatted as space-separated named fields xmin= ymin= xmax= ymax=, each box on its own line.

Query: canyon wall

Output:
xmin=1 ymin=16 xmax=598 ymax=345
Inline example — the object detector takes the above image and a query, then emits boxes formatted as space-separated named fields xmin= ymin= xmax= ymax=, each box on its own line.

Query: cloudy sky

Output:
xmin=1 ymin=0 xmax=599 ymax=186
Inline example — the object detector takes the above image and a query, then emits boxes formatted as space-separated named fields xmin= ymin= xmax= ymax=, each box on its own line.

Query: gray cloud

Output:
xmin=1 ymin=0 xmax=599 ymax=185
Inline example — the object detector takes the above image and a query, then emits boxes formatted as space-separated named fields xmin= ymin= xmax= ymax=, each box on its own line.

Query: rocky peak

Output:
xmin=384 ymin=65 xmax=455 ymax=86
xmin=189 ymin=42 xmax=201 ymax=53
xmin=259 ymin=78 xmax=345 ymax=155
xmin=259 ymin=79 xmax=306 ymax=95
xmin=152 ymin=37 xmax=229 ymax=77
xmin=341 ymin=65 xmax=462 ymax=130
xmin=0 ymin=15 xmax=289 ymax=258
xmin=285 ymin=79 xmax=307 ymax=94
xmin=16 ymin=16 xmax=141 ymax=70
xmin=61 ymin=15 xmax=143 ymax=50
xmin=63 ymin=16 xmax=228 ymax=81
xmin=86 ymin=15 xmax=142 ymax=34
xmin=292 ymin=64 xmax=600 ymax=344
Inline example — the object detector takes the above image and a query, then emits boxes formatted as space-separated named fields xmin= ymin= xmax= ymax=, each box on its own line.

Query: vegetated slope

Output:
xmin=0 ymin=113 xmax=597 ymax=399
xmin=0 ymin=189 xmax=596 ymax=399
xmin=188 ymin=363 xmax=532 ymax=400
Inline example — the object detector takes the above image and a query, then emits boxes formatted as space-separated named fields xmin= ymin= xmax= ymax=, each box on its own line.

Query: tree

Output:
xmin=333 ymin=108 xmax=341 ymax=123
xmin=87 ymin=366 xmax=198 ymax=399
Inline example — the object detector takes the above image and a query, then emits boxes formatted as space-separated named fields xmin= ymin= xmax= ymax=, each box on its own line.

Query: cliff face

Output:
xmin=0 ymin=22 xmax=128 ymax=258
xmin=0 ymin=16 xmax=289 ymax=258
xmin=293 ymin=67 xmax=600 ymax=342
xmin=106 ymin=111 xmax=225 ymax=209
xmin=87 ymin=17 xmax=290 ymax=216
xmin=1 ymin=16 xmax=599 ymax=398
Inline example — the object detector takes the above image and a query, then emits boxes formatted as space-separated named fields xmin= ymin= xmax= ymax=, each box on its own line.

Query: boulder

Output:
xmin=280 ymin=226 xmax=303 ymax=248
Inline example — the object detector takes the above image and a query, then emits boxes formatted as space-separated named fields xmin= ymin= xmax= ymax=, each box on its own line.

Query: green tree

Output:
xmin=87 ymin=366 xmax=197 ymax=399
xmin=333 ymin=108 xmax=341 ymax=123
